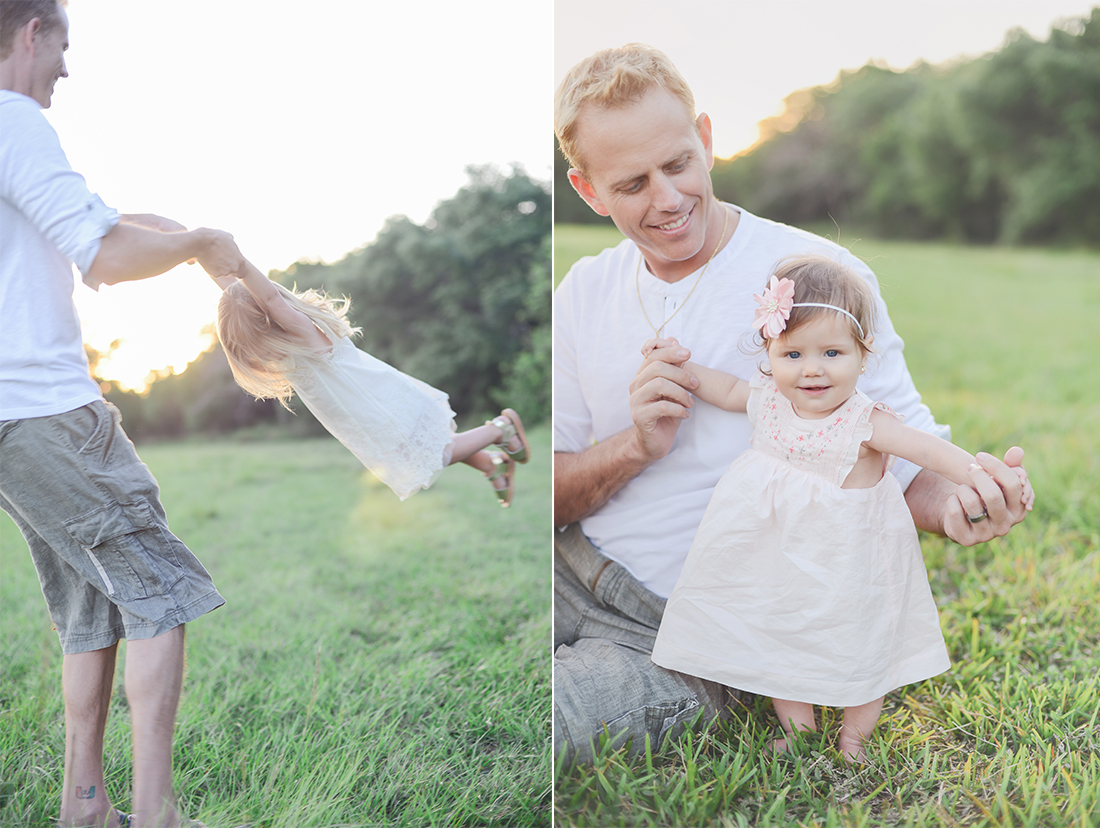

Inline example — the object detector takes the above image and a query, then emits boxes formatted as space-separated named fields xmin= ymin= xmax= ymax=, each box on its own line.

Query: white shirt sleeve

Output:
xmin=0 ymin=96 xmax=119 ymax=286
xmin=552 ymin=265 xmax=596 ymax=455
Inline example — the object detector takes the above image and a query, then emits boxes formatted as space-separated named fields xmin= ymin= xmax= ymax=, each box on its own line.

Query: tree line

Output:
xmin=100 ymin=166 xmax=550 ymax=442
xmin=556 ymin=8 xmax=1099 ymax=246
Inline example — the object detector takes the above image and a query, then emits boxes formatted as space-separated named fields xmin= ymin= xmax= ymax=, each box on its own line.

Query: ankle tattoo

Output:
xmin=76 ymin=785 xmax=96 ymax=800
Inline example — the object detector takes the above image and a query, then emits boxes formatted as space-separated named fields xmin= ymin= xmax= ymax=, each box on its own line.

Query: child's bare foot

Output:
xmin=837 ymin=733 xmax=869 ymax=764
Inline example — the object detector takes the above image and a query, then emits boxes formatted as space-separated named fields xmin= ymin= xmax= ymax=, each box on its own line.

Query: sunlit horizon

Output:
xmin=49 ymin=1 xmax=551 ymax=393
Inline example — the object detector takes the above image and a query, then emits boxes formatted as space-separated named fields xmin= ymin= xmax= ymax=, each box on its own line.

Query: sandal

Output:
xmin=487 ymin=409 xmax=530 ymax=464
xmin=485 ymin=451 xmax=514 ymax=508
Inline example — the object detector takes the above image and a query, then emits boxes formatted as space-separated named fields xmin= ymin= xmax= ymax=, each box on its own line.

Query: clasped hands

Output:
xmin=120 ymin=213 xmax=244 ymax=287
xmin=633 ymin=336 xmax=1034 ymax=547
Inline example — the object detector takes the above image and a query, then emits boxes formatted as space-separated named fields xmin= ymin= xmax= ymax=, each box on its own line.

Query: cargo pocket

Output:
xmin=64 ymin=501 xmax=183 ymax=601
xmin=601 ymin=695 xmax=703 ymax=755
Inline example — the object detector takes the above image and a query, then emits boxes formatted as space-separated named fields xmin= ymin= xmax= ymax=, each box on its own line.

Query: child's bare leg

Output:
xmin=462 ymin=449 xmax=496 ymax=477
xmin=449 ymin=424 xmax=503 ymax=465
xmin=771 ymin=698 xmax=816 ymax=752
xmin=838 ymin=696 xmax=884 ymax=763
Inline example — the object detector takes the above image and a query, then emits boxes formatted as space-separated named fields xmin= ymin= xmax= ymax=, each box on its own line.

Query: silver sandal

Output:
xmin=487 ymin=408 xmax=530 ymax=464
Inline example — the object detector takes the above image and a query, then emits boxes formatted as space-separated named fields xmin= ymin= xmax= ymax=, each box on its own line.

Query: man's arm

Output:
xmin=553 ymin=346 xmax=700 ymax=526
xmin=86 ymin=223 xmax=244 ymax=287
xmin=904 ymin=447 xmax=1031 ymax=545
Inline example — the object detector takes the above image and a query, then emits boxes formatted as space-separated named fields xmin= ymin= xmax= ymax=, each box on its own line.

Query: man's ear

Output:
xmin=567 ymin=169 xmax=610 ymax=217
xmin=697 ymin=112 xmax=715 ymax=171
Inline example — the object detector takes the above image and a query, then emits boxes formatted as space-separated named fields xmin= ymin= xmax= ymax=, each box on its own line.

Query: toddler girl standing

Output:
xmin=214 ymin=260 xmax=530 ymax=505
xmin=649 ymin=254 xmax=1032 ymax=762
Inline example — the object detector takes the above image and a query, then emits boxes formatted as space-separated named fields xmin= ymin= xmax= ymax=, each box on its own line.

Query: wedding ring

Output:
xmin=967 ymin=510 xmax=988 ymax=524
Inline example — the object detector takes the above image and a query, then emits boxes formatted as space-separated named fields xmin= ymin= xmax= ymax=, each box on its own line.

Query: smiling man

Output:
xmin=551 ymin=43 xmax=1031 ymax=764
xmin=1 ymin=3 xmax=246 ymax=826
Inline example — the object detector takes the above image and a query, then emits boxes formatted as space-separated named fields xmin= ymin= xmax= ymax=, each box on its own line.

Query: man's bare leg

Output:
xmin=60 ymin=644 xmax=120 ymax=827
xmin=125 ymin=625 xmax=185 ymax=828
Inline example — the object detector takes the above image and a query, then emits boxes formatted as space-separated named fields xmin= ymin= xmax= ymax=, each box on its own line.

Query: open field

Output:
xmin=554 ymin=225 xmax=1099 ymax=827
xmin=0 ymin=427 xmax=552 ymax=827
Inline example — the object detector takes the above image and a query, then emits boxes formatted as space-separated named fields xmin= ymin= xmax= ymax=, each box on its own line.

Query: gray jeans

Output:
xmin=554 ymin=523 xmax=737 ymax=764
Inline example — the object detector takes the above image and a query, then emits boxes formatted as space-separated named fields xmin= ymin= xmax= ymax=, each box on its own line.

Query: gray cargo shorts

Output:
xmin=0 ymin=401 xmax=225 ymax=654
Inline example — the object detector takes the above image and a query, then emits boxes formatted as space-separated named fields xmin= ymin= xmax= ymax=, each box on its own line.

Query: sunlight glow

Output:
xmin=50 ymin=1 xmax=551 ymax=393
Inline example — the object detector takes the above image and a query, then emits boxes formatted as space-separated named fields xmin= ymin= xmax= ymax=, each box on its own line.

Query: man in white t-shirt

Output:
xmin=1 ymin=4 xmax=247 ymax=825
xmin=552 ymin=44 xmax=1031 ymax=764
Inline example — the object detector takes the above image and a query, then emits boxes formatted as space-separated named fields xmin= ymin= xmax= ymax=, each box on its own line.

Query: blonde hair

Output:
xmin=757 ymin=254 xmax=878 ymax=367
xmin=216 ymin=280 xmax=360 ymax=406
xmin=555 ymin=43 xmax=696 ymax=175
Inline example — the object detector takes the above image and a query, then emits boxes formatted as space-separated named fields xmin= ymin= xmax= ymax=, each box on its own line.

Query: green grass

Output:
xmin=554 ymin=225 xmax=1100 ymax=827
xmin=0 ymin=427 xmax=552 ymax=827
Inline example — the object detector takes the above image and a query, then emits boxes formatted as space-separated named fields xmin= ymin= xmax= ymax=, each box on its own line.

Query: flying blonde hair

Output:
xmin=216 ymin=279 xmax=360 ymax=407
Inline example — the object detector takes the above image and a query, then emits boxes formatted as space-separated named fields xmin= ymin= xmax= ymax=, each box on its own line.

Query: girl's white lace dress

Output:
xmin=651 ymin=376 xmax=950 ymax=706
xmin=288 ymin=337 xmax=456 ymax=500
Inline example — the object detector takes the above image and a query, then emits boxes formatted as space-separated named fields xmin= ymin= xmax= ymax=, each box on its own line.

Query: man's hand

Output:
xmin=627 ymin=338 xmax=698 ymax=464
xmin=192 ymin=228 xmax=245 ymax=282
xmin=942 ymin=446 xmax=1034 ymax=545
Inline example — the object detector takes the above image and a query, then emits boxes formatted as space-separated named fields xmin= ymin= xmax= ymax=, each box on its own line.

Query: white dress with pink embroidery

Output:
xmin=651 ymin=375 xmax=950 ymax=706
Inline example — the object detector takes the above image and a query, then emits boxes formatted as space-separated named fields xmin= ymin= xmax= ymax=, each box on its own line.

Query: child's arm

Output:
xmin=233 ymin=260 xmax=332 ymax=350
xmin=682 ymin=360 xmax=751 ymax=413
xmin=866 ymin=409 xmax=1033 ymax=512
xmin=641 ymin=337 xmax=751 ymax=413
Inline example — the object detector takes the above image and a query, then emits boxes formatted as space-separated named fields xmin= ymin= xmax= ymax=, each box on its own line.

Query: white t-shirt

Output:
xmin=553 ymin=206 xmax=949 ymax=598
xmin=0 ymin=91 xmax=119 ymax=420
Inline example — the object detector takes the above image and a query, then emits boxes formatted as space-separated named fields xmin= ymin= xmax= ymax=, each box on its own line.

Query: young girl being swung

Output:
xmin=213 ymin=260 xmax=530 ymax=505
xmin=648 ymin=254 xmax=1033 ymax=762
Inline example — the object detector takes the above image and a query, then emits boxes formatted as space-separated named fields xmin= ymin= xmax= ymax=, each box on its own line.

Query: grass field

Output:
xmin=553 ymin=224 xmax=1099 ymax=827
xmin=0 ymin=427 xmax=552 ymax=827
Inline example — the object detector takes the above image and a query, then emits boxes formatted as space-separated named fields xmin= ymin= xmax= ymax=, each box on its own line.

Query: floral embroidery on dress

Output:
xmin=749 ymin=376 xmax=888 ymax=486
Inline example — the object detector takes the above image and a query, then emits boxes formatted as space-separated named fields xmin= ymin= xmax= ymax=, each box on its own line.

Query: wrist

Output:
xmin=622 ymin=426 xmax=664 ymax=471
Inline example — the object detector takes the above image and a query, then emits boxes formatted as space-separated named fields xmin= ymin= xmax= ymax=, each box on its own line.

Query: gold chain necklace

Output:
xmin=636 ymin=203 xmax=729 ymax=337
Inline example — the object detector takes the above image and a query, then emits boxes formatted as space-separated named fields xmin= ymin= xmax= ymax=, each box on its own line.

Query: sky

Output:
xmin=48 ymin=1 xmax=552 ymax=390
xmin=555 ymin=0 xmax=1098 ymax=159
xmin=43 ymin=1 xmax=1097 ymax=390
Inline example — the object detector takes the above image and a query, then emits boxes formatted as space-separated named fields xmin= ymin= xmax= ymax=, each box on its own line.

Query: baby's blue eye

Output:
xmin=786 ymin=351 xmax=801 ymax=359
xmin=826 ymin=349 xmax=839 ymax=357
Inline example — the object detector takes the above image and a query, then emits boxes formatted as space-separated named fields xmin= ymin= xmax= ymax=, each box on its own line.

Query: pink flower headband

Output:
xmin=752 ymin=276 xmax=866 ymax=340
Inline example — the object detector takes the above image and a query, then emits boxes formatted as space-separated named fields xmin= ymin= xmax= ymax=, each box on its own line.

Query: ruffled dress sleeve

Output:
xmin=840 ymin=398 xmax=903 ymax=486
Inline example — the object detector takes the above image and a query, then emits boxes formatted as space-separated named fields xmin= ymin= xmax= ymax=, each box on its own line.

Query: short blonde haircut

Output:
xmin=216 ymin=280 xmax=360 ymax=407
xmin=760 ymin=254 xmax=878 ymax=356
xmin=555 ymin=43 xmax=696 ymax=175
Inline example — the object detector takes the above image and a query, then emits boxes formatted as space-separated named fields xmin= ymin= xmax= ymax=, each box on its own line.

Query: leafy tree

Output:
xmin=710 ymin=9 xmax=1100 ymax=245
xmin=277 ymin=165 xmax=552 ymax=425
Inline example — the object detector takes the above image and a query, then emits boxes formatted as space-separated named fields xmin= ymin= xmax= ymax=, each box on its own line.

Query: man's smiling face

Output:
xmin=568 ymin=87 xmax=722 ymax=283
xmin=29 ymin=7 xmax=69 ymax=108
